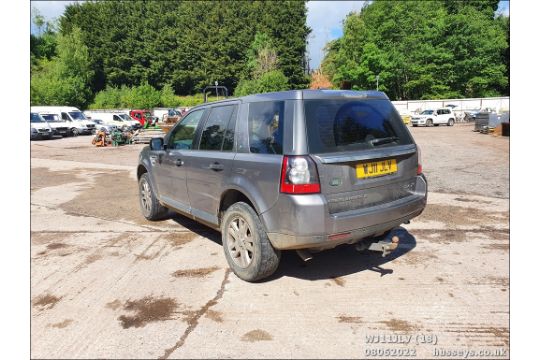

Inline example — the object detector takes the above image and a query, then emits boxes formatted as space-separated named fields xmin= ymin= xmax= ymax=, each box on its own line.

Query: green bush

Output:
xmin=234 ymin=70 xmax=289 ymax=96
xmin=257 ymin=70 xmax=289 ymax=93
xmin=234 ymin=78 xmax=259 ymax=96
xmin=160 ymin=84 xmax=180 ymax=108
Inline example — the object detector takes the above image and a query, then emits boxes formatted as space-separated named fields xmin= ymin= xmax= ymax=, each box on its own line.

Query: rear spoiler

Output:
xmin=313 ymin=144 xmax=417 ymax=164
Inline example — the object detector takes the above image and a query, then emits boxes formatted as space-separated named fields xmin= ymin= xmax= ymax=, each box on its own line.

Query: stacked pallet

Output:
xmin=131 ymin=128 xmax=166 ymax=144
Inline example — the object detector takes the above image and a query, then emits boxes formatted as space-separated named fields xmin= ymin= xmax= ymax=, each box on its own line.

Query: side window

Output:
xmin=248 ymin=101 xmax=284 ymax=154
xmin=113 ymin=115 xmax=121 ymax=121
xmin=61 ymin=112 xmax=70 ymax=121
xmin=168 ymin=110 xmax=205 ymax=150
xmin=199 ymin=105 xmax=236 ymax=151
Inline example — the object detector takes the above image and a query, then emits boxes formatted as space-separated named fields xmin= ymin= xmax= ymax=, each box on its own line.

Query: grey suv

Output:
xmin=137 ymin=90 xmax=427 ymax=281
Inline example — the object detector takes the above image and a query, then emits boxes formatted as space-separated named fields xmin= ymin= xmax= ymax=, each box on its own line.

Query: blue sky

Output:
xmin=31 ymin=0 xmax=510 ymax=70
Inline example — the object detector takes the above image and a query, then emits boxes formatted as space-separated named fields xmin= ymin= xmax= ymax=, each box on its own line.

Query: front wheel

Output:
xmin=447 ymin=118 xmax=455 ymax=126
xmin=426 ymin=119 xmax=433 ymax=127
xmin=71 ymin=128 xmax=79 ymax=137
xmin=138 ymin=173 xmax=168 ymax=220
xmin=221 ymin=202 xmax=280 ymax=282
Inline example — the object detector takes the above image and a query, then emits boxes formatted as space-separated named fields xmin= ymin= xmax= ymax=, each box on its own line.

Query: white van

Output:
xmin=84 ymin=110 xmax=141 ymax=130
xmin=34 ymin=112 xmax=71 ymax=137
xmin=31 ymin=106 xmax=96 ymax=136
xmin=30 ymin=112 xmax=53 ymax=140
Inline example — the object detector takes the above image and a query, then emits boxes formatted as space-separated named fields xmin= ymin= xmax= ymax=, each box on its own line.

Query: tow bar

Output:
xmin=355 ymin=230 xmax=401 ymax=257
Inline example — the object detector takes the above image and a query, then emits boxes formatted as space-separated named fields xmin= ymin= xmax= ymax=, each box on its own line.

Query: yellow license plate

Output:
xmin=356 ymin=159 xmax=397 ymax=178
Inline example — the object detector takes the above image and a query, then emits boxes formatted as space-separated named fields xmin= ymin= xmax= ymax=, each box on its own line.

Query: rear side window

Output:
xmin=199 ymin=105 xmax=237 ymax=151
xmin=248 ymin=101 xmax=284 ymax=154
xmin=304 ymin=99 xmax=413 ymax=154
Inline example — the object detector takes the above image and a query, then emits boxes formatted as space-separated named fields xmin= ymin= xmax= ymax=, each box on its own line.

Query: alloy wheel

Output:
xmin=227 ymin=216 xmax=254 ymax=268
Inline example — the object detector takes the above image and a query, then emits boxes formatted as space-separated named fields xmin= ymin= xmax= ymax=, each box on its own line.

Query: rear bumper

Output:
xmin=263 ymin=175 xmax=427 ymax=250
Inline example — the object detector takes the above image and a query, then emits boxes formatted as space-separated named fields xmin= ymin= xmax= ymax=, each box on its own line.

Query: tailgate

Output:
xmin=312 ymin=144 xmax=419 ymax=214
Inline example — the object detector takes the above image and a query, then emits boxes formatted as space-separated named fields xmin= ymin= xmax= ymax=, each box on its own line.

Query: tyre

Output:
xmin=138 ymin=173 xmax=168 ymax=220
xmin=71 ymin=128 xmax=79 ymax=137
xmin=426 ymin=119 xmax=433 ymax=127
xmin=221 ymin=202 xmax=280 ymax=282
xmin=447 ymin=118 xmax=455 ymax=126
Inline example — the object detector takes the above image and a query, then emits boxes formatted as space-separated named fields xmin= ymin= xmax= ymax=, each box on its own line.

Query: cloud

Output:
xmin=306 ymin=1 xmax=366 ymax=70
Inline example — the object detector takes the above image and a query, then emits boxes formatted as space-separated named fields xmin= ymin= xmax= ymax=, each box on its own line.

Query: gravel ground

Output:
xmin=31 ymin=125 xmax=509 ymax=359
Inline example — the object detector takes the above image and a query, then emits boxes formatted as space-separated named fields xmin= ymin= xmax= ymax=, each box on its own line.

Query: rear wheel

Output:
xmin=138 ymin=173 xmax=168 ymax=220
xmin=71 ymin=128 xmax=79 ymax=137
xmin=447 ymin=118 xmax=455 ymax=126
xmin=221 ymin=202 xmax=280 ymax=282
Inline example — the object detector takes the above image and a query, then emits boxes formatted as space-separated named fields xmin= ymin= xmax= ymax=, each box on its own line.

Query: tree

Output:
xmin=234 ymin=32 xmax=289 ymax=96
xmin=160 ymin=84 xmax=180 ymax=108
xmin=32 ymin=7 xmax=45 ymax=36
xmin=322 ymin=0 xmax=509 ymax=99
xmin=31 ymin=27 xmax=94 ymax=108
xmin=60 ymin=1 xmax=310 ymax=95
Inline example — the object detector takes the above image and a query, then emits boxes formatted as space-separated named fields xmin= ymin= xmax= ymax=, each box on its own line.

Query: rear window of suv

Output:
xmin=304 ymin=99 xmax=413 ymax=153
xmin=248 ymin=101 xmax=284 ymax=154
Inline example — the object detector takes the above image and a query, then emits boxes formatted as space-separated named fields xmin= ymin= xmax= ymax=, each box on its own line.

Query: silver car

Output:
xmin=92 ymin=119 xmax=118 ymax=134
xmin=137 ymin=90 xmax=427 ymax=281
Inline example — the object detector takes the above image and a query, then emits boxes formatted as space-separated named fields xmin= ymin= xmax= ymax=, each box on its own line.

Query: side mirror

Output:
xmin=150 ymin=137 xmax=164 ymax=151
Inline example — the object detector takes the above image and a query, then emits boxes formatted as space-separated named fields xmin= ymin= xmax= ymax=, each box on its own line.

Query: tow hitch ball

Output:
xmin=355 ymin=231 xmax=401 ymax=257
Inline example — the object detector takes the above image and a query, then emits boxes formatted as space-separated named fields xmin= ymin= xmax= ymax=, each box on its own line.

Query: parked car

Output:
xmin=31 ymin=106 xmax=96 ymax=136
xmin=411 ymin=108 xmax=455 ymax=127
xmin=130 ymin=110 xmax=153 ymax=126
xmin=37 ymin=113 xmax=71 ymax=137
xmin=30 ymin=112 xmax=53 ymax=140
xmin=84 ymin=110 xmax=141 ymax=130
xmin=137 ymin=90 xmax=427 ymax=281
xmin=398 ymin=109 xmax=412 ymax=125
xmin=463 ymin=109 xmax=482 ymax=122
xmin=92 ymin=119 xmax=118 ymax=134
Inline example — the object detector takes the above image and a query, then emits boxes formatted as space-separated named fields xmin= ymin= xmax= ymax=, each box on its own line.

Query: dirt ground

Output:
xmin=31 ymin=123 xmax=509 ymax=359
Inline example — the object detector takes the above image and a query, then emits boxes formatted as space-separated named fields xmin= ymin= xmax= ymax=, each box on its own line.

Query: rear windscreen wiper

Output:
xmin=369 ymin=136 xmax=399 ymax=146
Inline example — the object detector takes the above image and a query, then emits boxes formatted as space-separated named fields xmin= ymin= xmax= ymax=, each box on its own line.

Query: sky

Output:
xmin=31 ymin=0 xmax=510 ymax=70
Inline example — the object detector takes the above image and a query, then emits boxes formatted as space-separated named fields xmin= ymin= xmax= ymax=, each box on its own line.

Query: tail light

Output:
xmin=416 ymin=145 xmax=423 ymax=175
xmin=280 ymin=155 xmax=321 ymax=194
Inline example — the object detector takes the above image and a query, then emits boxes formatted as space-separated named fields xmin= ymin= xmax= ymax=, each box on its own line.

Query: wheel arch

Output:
xmin=219 ymin=188 xmax=259 ymax=222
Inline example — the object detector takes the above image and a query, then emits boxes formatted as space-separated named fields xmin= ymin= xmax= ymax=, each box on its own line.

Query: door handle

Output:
xmin=209 ymin=162 xmax=224 ymax=171
xmin=175 ymin=158 xmax=184 ymax=167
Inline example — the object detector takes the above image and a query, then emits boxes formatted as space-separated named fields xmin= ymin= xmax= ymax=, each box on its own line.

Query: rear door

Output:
xmin=304 ymin=99 xmax=419 ymax=215
xmin=436 ymin=109 xmax=448 ymax=124
xmin=185 ymin=103 xmax=238 ymax=225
